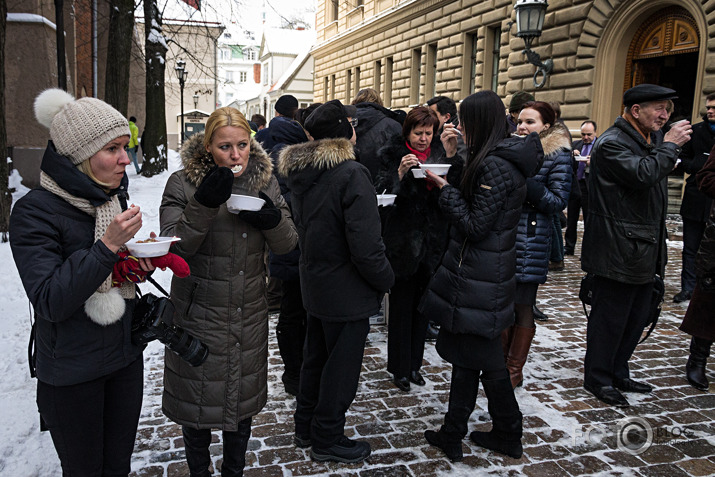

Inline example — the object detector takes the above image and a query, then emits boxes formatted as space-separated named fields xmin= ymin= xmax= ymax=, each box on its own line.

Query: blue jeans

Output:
xmin=128 ymin=147 xmax=140 ymax=173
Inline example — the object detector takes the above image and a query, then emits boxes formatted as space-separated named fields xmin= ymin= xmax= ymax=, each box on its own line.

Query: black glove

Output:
xmin=525 ymin=178 xmax=544 ymax=204
xmin=194 ymin=167 xmax=234 ymax=208
xmin=239 ymin=191 xmax=282 ymax=230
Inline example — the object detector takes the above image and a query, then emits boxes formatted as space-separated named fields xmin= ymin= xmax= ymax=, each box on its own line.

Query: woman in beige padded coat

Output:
xmin=159 ymin=107 xmax=297 ymax=477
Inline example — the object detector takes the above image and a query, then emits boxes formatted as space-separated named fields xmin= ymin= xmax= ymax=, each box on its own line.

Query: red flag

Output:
xmin=180 ymin=0 xmax=200 ymax=10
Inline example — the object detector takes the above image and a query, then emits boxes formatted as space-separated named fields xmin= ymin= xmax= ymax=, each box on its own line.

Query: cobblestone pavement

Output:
xmin=130 ymin=229 xmax=715 ymax=477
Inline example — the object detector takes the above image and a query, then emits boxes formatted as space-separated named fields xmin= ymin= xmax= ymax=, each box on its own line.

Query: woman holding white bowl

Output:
xmin=160 ymin=106 xmax=297 ymax=476
xmin=374 ymin=106 xmax=463 ymax=392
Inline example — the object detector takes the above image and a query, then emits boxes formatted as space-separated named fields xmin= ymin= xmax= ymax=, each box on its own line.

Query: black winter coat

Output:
xmin=354 ymin=102 xmax=403 ymax=180
xmin=278 ymin=138 xmax=394 ymax=321
xmin=680 ymin=116 xmax=715 ymax=222
xmin=516 ymin=123 xmax=572 ymax=284
xmin=419 ymin=134 xmax=544 ymax=339
xmin=374 ymin=134 xmax=463 ymax=279
xmin=10 ymin=143 xmax=143 ymax=386
xmin=582 ymin=117 xmax=680 ymax=284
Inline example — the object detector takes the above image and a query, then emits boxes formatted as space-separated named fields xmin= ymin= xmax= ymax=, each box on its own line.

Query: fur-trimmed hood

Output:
xmin=540 ymin=121 xmax=572 ymax=157
xmin=277 ymin=138 xmax=355 ymax=195
xmin=179 ymin=132 xmax=273 ymax=191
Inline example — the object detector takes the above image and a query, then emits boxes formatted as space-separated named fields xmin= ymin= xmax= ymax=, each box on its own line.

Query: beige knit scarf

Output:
xmin=40 ymin=171 xmax=134 ymax=324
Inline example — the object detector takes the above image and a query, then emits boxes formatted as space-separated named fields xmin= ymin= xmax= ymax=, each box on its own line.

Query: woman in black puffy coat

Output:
xmin=374 ymin=106 xmax=463 ymax=392
xmin=420 ymin=91 xmax=543 ymax=461
xmin=503 ymin=101 xmax=572 ymax=389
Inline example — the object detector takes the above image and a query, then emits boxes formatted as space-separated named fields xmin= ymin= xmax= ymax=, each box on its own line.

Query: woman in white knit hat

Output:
xmin=10 ymin=88 xmax=155 ymax=475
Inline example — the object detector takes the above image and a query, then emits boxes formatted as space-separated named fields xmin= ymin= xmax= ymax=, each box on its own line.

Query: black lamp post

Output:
xmin=175 ymin=59 xmax=188 ymax=142
xmin=514 ymin=0 xmax=552 ymax=88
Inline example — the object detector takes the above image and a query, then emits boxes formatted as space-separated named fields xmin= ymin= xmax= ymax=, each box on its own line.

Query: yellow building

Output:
xmin=311 ymin=0 xmax=712 ymax=131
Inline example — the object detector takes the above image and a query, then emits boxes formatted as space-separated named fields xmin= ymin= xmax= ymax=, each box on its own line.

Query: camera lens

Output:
xmin=163 ymin=326 xmax=209 ymax=367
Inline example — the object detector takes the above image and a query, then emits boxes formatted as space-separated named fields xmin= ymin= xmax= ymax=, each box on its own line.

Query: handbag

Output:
xmin=579 ymin=273 xmax=664 ymax=344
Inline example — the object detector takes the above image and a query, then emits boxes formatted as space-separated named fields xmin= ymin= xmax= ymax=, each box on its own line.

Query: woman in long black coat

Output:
xmin=374 ymin=106 xmax=462 ymax=392
xmin=420 ymin=91 xmax=543 ymax=461
xmin=681 ymin=144 xmax=715 ymax=391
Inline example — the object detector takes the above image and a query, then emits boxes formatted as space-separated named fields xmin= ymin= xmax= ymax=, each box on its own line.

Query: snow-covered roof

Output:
xmin=260 ymin=28 xmax=315 ymax=57
xmin=269 ymin=49 xmax=312 ymax=92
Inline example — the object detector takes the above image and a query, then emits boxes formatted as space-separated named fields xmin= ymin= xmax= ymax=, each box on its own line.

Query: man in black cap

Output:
xmin=581 ymin=84 xmax=692 ymax=407
xmin=255 ymin=94 xmax=300 ymax=153
xmin=280 ymin=99 xmax=394 ymax=463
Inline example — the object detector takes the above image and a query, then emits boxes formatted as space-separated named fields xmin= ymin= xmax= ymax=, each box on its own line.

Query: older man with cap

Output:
xmin=278 ymin=99 xmax=394 ymax=463
xmin=581 ymin=84 xmax=692 ymax=406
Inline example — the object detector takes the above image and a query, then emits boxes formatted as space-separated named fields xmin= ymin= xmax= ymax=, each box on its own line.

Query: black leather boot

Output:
xmin=469 ymin=372 xmax=523 ymax=459
xmin=425 ymin=365 xmax=480 ymax=462
xmin=686 ymin=337 xmax=712 ymax=391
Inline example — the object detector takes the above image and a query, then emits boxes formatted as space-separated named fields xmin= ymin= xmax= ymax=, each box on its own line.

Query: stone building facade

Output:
xmin=311 ymin=0 xmax=714 ymax=133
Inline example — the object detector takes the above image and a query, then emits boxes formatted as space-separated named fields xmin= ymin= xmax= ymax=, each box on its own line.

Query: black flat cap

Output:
xmin=304 ymin=100 xmax=354 ymax=141
xmin=623 ymin=84 xmax=678 ymax=107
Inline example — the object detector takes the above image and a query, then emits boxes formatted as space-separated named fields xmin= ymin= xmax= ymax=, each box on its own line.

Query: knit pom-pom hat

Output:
xmin=34 ymin=88 xmax=130 ymax=165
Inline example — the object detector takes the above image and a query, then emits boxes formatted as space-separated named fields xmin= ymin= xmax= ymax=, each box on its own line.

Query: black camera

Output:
xmin=131 ymin=293 xmax=209 ymax=367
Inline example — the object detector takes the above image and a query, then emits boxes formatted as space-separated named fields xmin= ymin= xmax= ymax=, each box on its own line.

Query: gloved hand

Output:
xmin=194 ymin=167 xmax=234 ymax=208
xmin=238 ymin=191 xmax=282 ymax=230
xmin=525 ymin=178 xmax=544 ymax=204
xmin=112 ymin=251 xmax=190 ymax=285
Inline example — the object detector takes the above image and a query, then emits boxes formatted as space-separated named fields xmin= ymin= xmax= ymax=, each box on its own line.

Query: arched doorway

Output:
xmin=624 ymin=6 xmax=700 ymax=121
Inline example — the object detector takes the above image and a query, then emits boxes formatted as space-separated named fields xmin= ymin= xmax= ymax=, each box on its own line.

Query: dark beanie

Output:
xmin=275 ymin=95 xmax=299 ymax=116
xmin=304 ymin=100 xmax=354 ymax=141
xmin=509 ymin=91 xmax=535 ymax=113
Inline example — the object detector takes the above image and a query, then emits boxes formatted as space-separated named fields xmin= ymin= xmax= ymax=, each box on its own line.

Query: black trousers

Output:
xmin=681 ymin=218 xmax=706 ymax=293
xmin=294 ymin=315 xmax=369 ymax=448
xmin=36 ymin=357 xmax=144 ymax=477
xmin=387 ymin=272 xmax=430 ymax=379
xmin=565 ymin=179 xmax=588 ymax=252
xmin=584 ymin=276 xmax=651 ymax=388
xmin=182 ymin=418 xmax=252 ymax=477
xmin=276 ymin=279 xmax=307 ymax=380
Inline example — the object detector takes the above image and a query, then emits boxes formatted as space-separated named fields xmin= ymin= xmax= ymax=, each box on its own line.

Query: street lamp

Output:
xmin=175 ymin=59 xmax=188 ymax=142
xmin=514 ymin=0 xmax=553 ymax=88
xmin=193 ymin=93 xmax=199 ymax=109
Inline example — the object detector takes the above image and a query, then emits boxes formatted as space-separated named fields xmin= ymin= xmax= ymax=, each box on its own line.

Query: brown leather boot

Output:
xmin=501 ymin=325 xmax=514 ymax=361
xmin=506 ymin=325 xmax=536 ymax=388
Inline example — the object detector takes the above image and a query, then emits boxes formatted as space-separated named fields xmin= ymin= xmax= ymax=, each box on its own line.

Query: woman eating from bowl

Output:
xmin=503 ymin=101 xmax=572 ymax=389
xmin=374 ymin=106 xmax=463 ymax=392
xmin=420 ymin=90 xmax=543 ymax=461
xmin=10 ymin=89 xmax=154 ymax=475
xmin=160 ymin=107 xmax=298 ymax=476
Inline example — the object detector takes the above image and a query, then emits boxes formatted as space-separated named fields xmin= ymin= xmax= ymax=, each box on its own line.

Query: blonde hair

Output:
xmin=352 ymin=88 xmax=383 ymax=106
xmin=204 ymin=107 xmax=252 ymax=149
xmin=76 ymin=160 xmax=113 ymax=190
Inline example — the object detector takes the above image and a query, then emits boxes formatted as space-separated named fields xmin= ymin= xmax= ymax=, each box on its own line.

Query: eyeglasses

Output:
xmin=349 ymin=118 xmax=358 ymax=128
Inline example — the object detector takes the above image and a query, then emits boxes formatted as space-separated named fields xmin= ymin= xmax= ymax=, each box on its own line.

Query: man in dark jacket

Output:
xmin=565 ymin=120 xmax=597 ymax=255
xmin=674 ymin=93 xmax=715 ymax=303
xmin=352 ymin=89 xmax=402 ymax=179
xmin=278 ymin=100 xmax=394 ymax=463
xmin=427 ymin=95 xmax=468 ymax=167
xmin=581 ymin=84 xmax=692 ymax=407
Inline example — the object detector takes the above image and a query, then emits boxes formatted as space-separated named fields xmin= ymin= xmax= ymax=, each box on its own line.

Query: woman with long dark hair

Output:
xmin=503 ymin=101 xmax=572 ymax=389
xmin=420 ymin=91 xmax=543 ymax=461
xmin=374 ymin=106 xmax=463 ymax=392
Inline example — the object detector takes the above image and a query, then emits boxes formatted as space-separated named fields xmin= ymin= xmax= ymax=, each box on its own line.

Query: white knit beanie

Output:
xmin=34 ymin=89 xmax=130 ymax=165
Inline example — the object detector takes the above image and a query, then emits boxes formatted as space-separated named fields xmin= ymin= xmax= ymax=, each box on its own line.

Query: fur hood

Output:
xmin=277 ymin=138 xmax=355 ymax=177
xmin=179 ymin=132 xmax=273 ymax=191
xmin=540 ymin=121 xmax=572 ymax=157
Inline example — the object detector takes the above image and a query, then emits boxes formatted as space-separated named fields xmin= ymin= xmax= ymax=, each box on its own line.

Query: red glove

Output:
xmin=112 ymin=251 xmax=190 ymax=286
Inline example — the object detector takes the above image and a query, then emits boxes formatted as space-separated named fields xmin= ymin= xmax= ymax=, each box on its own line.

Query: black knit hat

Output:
xmin=275 ymin=95 xmax=299 ymax=116
xmin=304 ymin=100 xmax=354 ymax=141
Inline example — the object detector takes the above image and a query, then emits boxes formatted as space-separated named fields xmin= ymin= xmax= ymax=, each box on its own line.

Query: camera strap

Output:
xmin=140 ymin=275 xmax=170 ymax=298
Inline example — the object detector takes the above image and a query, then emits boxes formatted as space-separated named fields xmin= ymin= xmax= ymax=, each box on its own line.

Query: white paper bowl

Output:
xmin=376 ymin=194 xmax=396 ymax=206
xmin=420 ymin=164 xmax=451 ymax=176
xmin=125 ymin=237 xmax=181 ymax=258
xmin=411 ymin=168 xmax=426 ymax=178
xmin=227 ymin=194 xmax=265 ymax=213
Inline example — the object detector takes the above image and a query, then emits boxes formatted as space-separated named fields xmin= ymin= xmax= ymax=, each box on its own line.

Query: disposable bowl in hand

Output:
xmin=227 ymin=194 xmax=265 ymax=213
xmin=376 ymin=194 xmax=396 ymax=206
xmin=125 ymin=237 xmax=181 ymax=258
xmin=411 ymin=168 xmax=426 ymax=178
xmin=420 ymin=164 xmax=451 ymax=176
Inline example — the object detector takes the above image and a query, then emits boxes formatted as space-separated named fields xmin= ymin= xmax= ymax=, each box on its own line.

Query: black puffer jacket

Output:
xmin=680 ymin=116 xmax=715 ymax=222
xmin=278 ymin=138 xmax=394 ymax=321
xmin=515 ymin=123 xmax=572 ymax=284
xmin=419 ymin=134 xmax=543 ymax=339
xmin=10 ymin=142 xmax=143 ymax=386
xmin=374 ymin=134 xmax=463 ymax=279
xmin=582 ymin=116 xmax=680 ymax=284
xmin=354 ymin=102 xmax=403 ymax=179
